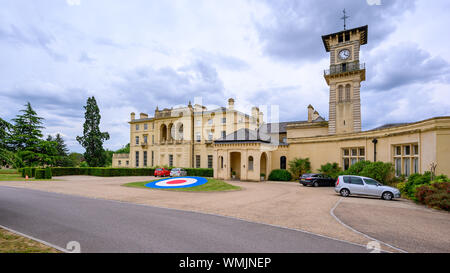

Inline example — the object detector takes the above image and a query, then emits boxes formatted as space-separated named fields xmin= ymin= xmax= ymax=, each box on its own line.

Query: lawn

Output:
xmin=123 ymin=178 xmax=241 ymax=192
xmin=0 ymin=227 xmax=59 ymax=253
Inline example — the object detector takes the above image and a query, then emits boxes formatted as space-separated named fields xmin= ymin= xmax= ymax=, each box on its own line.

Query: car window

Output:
xmin=343 ymin=176 xmax=351 ymax=183
xmin=364 ymin=178 xmax=379 ymax=185
xmin=351 ymin=177 xmax=364 ymax=185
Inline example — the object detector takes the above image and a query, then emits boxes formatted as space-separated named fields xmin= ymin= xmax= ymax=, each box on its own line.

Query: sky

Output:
xmin=0 ymin=0 xmax=449 ymax=153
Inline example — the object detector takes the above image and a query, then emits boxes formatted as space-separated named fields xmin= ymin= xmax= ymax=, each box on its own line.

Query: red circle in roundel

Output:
xmin=166 ymin=179 xmax=188 ymax=185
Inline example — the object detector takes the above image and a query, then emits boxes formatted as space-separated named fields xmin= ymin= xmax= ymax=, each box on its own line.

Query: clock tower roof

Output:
xmin=321 ymin=25 xmax=368 ymax=52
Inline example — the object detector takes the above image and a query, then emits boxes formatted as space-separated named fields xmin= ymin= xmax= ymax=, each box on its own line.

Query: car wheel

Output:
xmin=340 ymin=189 xmax=350 ymax=197
xmin=382 ymin=192 xmax=393 ymax=200
xmin=313 ymin=182 xmax=319 ymax=187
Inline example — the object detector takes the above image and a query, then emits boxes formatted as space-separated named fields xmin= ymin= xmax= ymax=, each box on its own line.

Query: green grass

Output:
xmin=0 ymin=173 xmax=55 ymax=181
xmin=0 ymin=227 xmax=59 ymax=253
xmin=123 ymin=178 xmax=241 ymax=192
xmin=0 ymin=169 xmax=19 ymax=174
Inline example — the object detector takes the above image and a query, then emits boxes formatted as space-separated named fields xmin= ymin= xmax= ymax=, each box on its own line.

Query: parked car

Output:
xmin=170 ymin=168 xmax=187 ymax=177
xmin=299 ymin=173 xmax=336 ymax=187
xmin=335 ymin=175 xmax=401 ymax=200
xmin=154 ymin=168 xmax=171 ymax=177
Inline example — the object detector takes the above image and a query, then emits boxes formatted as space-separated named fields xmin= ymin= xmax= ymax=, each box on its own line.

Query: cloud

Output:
xmin=366 ymin=43 xmax=450 ymax=91
xmin=255 ymin=0 xmax=416 ymax=62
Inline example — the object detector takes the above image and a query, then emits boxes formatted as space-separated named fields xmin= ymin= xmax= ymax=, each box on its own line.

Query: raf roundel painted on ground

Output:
xmin=145 ymin=177 xmax=207 ymax=189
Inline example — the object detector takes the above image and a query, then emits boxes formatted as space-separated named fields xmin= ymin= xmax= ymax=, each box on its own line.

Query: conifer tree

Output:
xmin=76 ymin=96 xmax=110 ymax=167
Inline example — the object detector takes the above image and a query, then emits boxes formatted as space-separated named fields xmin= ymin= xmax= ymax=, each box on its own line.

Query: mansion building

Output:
xmin=112 ymin=25 xmax=450 ymax=181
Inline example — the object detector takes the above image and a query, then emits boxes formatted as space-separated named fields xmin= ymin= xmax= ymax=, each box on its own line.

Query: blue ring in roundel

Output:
xmin=145 ymin=176 xmax=208 ymax=189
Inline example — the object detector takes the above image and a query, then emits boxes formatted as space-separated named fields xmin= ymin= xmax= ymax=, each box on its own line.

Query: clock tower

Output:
xmin=322 ymin=25 xmax=367 ymax=134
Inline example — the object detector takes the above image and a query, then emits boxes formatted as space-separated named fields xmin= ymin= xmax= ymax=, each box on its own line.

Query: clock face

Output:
xmin=339 ymin=49 xmax=350 ymax=60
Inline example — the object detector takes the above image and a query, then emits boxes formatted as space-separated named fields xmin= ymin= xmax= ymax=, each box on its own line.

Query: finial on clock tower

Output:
xmin=341 ymin=9 xmax=350 ymax=30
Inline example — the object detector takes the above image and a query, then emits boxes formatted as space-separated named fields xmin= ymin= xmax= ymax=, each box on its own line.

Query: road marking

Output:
xmin=330 ymin=197 xmax=408 ymax=253
xmin=0 ymin=224 xmax=69 ymax=253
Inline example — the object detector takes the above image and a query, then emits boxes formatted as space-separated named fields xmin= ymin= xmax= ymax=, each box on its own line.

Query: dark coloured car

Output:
xmin=299 ymin=173 xmax=336 ymax=187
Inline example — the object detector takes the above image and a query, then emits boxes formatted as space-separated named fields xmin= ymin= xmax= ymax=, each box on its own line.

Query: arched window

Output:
xmin=345 ymin=84 xmax=351 ymax=101
xmin=338 ymin=85 xmax=343 ymax=102
xmin=248 ymin=156 xmax=254 ymax=171
xmin=280 ymin=156 xmax=287 ymax=169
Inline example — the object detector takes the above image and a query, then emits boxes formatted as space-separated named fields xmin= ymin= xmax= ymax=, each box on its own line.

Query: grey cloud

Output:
xmin=255 ymin=0 xmax=416 ymax=62
xmin=190 ymin=49 xmax=250 ymax=71
xmin=0 ymin=24 xmax=66 ymax=62
xmin=78 ymin=51 xmax=95 ymax=63
xmin=113 ymin=61 xmax=225 ymax=113
xmin=366 ymin=43 xmax=450 ymax=91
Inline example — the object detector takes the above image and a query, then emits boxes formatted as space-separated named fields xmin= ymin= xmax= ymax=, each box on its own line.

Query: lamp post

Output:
xmin=372 ymin=138 xmax=378 ymax=162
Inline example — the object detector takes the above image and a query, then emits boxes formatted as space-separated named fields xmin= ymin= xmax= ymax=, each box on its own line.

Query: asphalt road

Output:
xmin=0 ymin=186 xmax=368 ymax=253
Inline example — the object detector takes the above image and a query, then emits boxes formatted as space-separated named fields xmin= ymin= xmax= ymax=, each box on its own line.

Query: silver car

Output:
xmin=335 ymin=175 xmax=401 ymax=200
xmin=170 ymin=168 xmax=187 ymax=177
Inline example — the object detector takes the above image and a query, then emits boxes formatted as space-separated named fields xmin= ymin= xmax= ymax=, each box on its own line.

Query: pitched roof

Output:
xmin=214 ymin=128 xmax=271 ymax=144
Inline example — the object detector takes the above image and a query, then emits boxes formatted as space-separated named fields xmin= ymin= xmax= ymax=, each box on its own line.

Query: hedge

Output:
xmin=35 ymin=169 xmax=45 ymax=179
xmin=49 ymin=167 xmax=213 ymax=177
xmin=268 ymin=169 xmax=292 ymax=181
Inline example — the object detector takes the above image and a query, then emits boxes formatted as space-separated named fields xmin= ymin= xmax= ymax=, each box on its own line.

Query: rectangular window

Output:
xmin=395 ymin=158 xmax=402 ymax=177
xmin=135 ymin=136 xmax=139 ymax=145
xmin=221 ymin=131 xmax=226 ymax=139
xmin=351 ymin=149 xmax=357 ymax=156
xmin=413 ymin=158 xmax=419 ymax=174
xmin=396 ymin=146 xmax=401 ymax=156
xmin=135 ymin=151 xmax=139 ymax=167
xmin=126 ymin=160 xmax=129 ymax=166
xmin=404 ymin=158 xmax=410 ymax=176
xmin=196 ymin=133 xmax=201 ymax=142
xmin=208 ymin=131 xmax=213 ymax=141
xmin=151 ymin=151 xmax=154 ymax=166
xmin=343 ymin=158 xmax=350 ymax=170
xmin=208 ymin=119 xmax=213 ymax=125
xmin=169 ymin=154 xmax=173 ymax=167
xmin=344 ymin=149 xmax=349 ymax=156
xmin=196 ymin=155 xmax=201 ymax=168
xmin=404 ymin=145 xmax=410 ymax=156
xmin=222 ymin=118 xmax=226 ymax=124
xmin=152 ymin=123 xmax=154 ymax=129
xmin=143 ymin=135 xmax=148 ymax=144
xmin=152 ymin=135 xmax=154 ymax=144
xmin=118 ymin=160 xmax=121 ymax=166
xmin=413 ymin=145 xmax=419 ymax=155
xmin=143 ymin=151 xmax=147 ymax=167
xmin=359 ymin=148 xmax=365 ymax=156
xmin=196 ymin=120 xmax=201 ymax=126
xmin=136 ymin=124 xmax=139 ymax=131
xmin=144 ymin=123 xmax=148 ymax=130
xmin=208 ymin=155 xmax=213 ymax=169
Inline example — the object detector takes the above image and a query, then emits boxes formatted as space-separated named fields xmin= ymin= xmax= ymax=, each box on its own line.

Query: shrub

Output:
xmin=415 ymin=182 xmax=450 ymax=211
xmin=318 ymin=162 xmax=341 ymax=179
xmin=288 ymin=158 xmax=311 ymax=178
xmin=44 ymin=167 xmax=52 ymax=179
xmin=343 ymin=160 xmax=395 ymax=185
xmin=35 ymin=169 xmax=45 ymax=179
xmin=268 ymin=169 xmax=292 ymax=181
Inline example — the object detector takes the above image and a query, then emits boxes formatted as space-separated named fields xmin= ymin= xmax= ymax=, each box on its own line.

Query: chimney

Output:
xmin=312 ymin=110 xmax=319 ymax=121
xmin=307 ymin=105 xmax=314 ymax=122
xmin=140 ymin=113 xmax=148 ymax=119
xmin=251 ymin=106 xmax=259 ymax=118
xmin=131 ymin=112 xmax=135 ymax=121
xmin=228 ymin=98 xmax=235 ymax=110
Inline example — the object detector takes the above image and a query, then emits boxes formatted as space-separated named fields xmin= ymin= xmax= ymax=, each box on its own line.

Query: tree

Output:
xmin=0 ymin=117 xmax=13 ymax=150
xmin=10 ymin=102 xmax=44 ymax=151
xmin=318 ymin=162 xmax=342 ymax=179
xmin=76 ymin=97 xmax=110 ymax=167
xmin=288 ymin=157 xmax=311 ymax=178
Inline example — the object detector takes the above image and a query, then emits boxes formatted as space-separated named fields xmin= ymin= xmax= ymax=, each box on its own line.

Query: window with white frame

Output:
xmin=393 ymin=143 xmax=419 ymax=176
xmin=342 ymin=147 xmax=365 ymax=170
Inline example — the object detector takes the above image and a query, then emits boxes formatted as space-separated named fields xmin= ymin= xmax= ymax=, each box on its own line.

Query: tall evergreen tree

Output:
xmin=76 ymin=96 xmax=110 ymax=167
xmin=0 ymin=117 xmax=12 ymax=150
xmin=11 ymin=102 xmax=44 ymax=151
xmin=54 ymin=133 xmax=69 ymax=156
